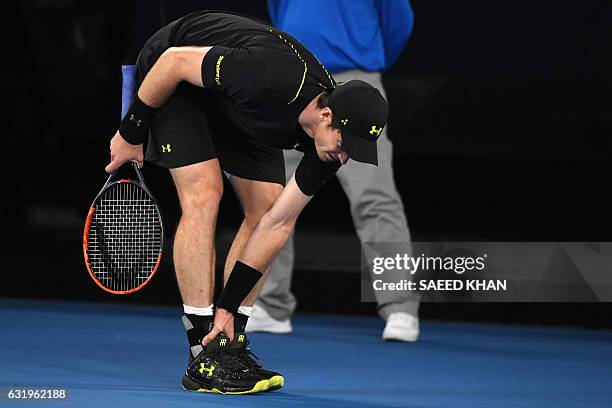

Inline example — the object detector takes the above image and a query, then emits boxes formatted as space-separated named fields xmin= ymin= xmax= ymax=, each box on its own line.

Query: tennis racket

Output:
xmin=83 ymin=65 xmax=164 ymax=294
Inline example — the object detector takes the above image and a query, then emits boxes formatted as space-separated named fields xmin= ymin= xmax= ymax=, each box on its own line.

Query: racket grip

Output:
xmin=121 ymin=65 xmax=137 ymax=119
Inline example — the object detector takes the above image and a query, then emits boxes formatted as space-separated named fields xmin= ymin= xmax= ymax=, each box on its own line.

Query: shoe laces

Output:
xmin=236 ymin=340 xmax=263 ymax=369
xmin=200 ymin=346 xmax=249 ymax=372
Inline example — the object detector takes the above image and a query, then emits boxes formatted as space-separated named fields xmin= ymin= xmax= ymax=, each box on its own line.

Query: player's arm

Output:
xmin=106 ymin=46 xmax=267 ymax=173
xmin=202 ymin=152 xmax=340 ymax=344
xmin=239 ymin=150 xmax=340 ymax=272
xmin=138 ymin=46 xmax=211 ymax=107
xmin=201 ymin=175 xmax=311 ymax=345
xmin=106 ymin=47 xmax=211 ymax=173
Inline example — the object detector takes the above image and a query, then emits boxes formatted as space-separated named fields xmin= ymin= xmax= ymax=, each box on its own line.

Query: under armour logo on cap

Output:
xmin=369 ymin=126 xmax=383 ymax=137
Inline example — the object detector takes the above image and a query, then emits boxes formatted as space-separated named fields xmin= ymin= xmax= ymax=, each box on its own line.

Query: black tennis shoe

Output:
xmin=181 ymin=335 xmax=270 ymax=394
xmin=229 ymin=333 xmax=285 ymax=391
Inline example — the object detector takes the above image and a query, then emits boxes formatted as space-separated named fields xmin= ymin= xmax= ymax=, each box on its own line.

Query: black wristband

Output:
xmin=118 ymin=94 xmax=157 ymax=145
xmin=216 ymin=261 xmax=263 ymax=314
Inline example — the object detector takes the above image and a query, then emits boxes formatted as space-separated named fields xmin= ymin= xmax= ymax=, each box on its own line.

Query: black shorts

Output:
xmin=135 ymin=23 xmax=286 ymax=186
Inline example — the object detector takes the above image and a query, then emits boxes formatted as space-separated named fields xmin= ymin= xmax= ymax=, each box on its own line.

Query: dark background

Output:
xmin=4 ymin=0 xmax=612 ymax=327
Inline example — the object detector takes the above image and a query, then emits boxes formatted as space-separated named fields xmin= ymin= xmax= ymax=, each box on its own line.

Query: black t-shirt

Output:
xmin=170 ymin=10 xmax=342 ymax=195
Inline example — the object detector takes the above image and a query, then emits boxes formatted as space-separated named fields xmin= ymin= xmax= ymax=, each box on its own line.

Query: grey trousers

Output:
xmin=256 ymin=70 xmax=420 ymax=321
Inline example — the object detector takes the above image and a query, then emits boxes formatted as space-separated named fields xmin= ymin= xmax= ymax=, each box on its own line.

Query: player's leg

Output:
xmin=223 ymin=176 xmax=284 ymax=305
xmin=212 ymin=122 xmax=287 ymax=307
xmin=146 ymin=84 xmax=221 ymax=314
xmin=221 ymin=174 xmax=286 ymax=390
xmin=145 ymin=85 xmax=267 ymax=394
xmin=334 ymin=70 xmax=420 ymax=341
xmin=170 ymin=160 xmax=223 ymax=309
xmin=172 ymin=164 xmax=270 ymax=394
xmin=214 ymin=132 xmax=287 ymax=390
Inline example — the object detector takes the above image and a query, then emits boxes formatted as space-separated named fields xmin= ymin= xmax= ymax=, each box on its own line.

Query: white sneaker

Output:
xmin=382 ymin=312 xmax=419 ymax=342
xmin=245 ymin=305 xmax=292 ymax=334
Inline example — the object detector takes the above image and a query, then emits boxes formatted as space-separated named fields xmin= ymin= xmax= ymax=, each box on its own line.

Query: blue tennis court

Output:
xmin=1 ymin=299 xmax=611 ymax=408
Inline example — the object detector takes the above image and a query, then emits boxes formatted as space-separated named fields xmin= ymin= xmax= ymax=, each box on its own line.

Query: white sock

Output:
xmin=237 ymin=306 xmax=253 ymax=317
xmin=183 ymin=304 xmax=214 ymax=316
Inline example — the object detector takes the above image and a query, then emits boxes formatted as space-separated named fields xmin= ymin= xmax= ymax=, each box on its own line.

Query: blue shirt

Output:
xmin=268 ymin=0 xmax=414 ymax=73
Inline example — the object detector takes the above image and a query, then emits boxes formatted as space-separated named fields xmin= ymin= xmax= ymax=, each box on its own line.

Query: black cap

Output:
xmin=328 ymin=80 xmax=388 ymax=165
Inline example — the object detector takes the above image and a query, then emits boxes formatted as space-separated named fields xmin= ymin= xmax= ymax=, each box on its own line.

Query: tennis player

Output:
xmin=106 ymin=10 xmax=387 ymax=394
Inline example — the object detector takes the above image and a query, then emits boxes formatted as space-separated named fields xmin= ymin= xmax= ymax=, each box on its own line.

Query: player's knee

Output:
xmin=179 ymin=181 xmax=223 ymax=216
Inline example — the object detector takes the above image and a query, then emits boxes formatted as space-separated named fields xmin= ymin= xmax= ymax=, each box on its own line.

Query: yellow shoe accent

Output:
xmin=189 ymin=379 xmax=270 ymax=395
xmin=268 ymin=375 xmax=284 ymax=391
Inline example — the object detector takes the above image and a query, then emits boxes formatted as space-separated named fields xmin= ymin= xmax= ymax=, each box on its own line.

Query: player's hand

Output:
xmin=202 ymin=308 xmax=235 ymax=345
xmin=105 ymin=130 xmax=144 ymax=173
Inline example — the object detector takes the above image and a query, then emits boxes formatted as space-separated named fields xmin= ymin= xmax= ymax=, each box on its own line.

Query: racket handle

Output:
xmin=121 ymin=65 xmax=137 ymax=119
xmin=122 ymin=66 xmax=148 ymax=188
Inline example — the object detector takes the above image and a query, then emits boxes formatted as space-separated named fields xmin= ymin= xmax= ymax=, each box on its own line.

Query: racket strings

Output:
xmin=87 ymin=182 xmax=162 ymax=292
